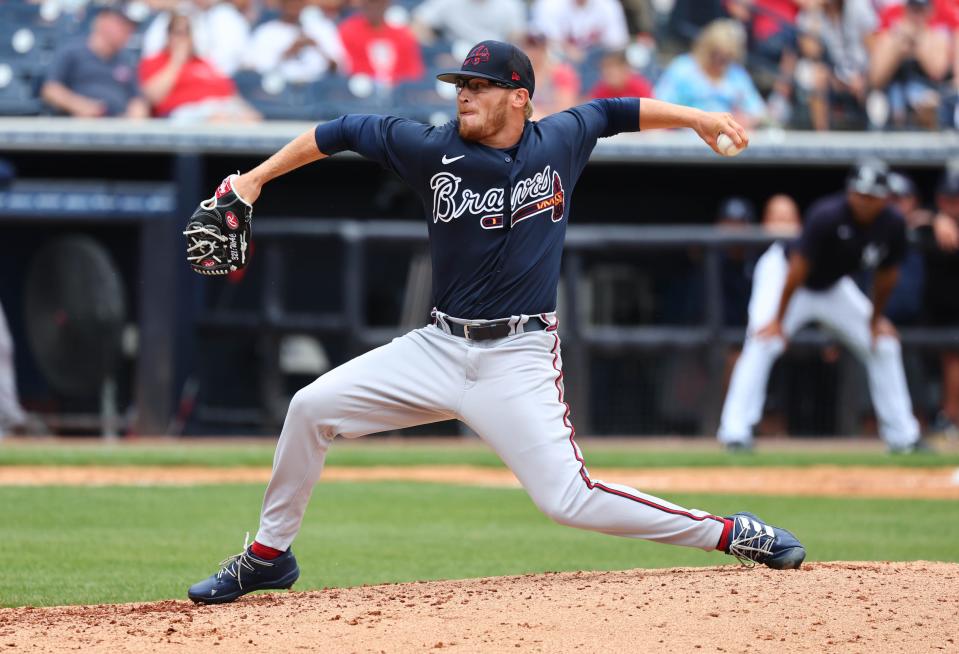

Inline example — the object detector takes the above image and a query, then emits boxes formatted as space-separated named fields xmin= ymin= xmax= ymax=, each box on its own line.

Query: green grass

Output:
xmin=1 ymin=440 xmax=957 ymax=468
xmin=3 ymin=482 xmax=958 ymax=607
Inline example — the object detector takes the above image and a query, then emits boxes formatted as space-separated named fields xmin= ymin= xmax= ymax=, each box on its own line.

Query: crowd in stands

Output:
xmin=2 ymin=0 xmax=959 ymax=128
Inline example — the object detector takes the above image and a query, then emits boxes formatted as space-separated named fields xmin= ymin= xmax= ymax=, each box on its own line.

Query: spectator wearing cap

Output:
xmin=917 ymin=168 xmax=959 ymax=436
xmin=586 ymin=50 xmax=654 ymax=101
xmin=654 ymin=19 xmax=766 ymax=128
xmin=795 ymin=0 xmax=878 ymax=130
xmin=338 ymin=0 xmax=425 ymax=85
xmin=411 ymin=0 xmax=527 ymax=47
xmin=41 ymin=7 xmax=149 ymax=118
xmin=868 ymin=0 xmax=955 ymax=128
xmin=139 ymin=13 xmax=261 ymax=122
xmin=245 ymin=0 xmax=344 ymax=83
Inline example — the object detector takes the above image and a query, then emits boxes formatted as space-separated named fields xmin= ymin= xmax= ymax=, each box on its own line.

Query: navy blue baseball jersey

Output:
xmin=314 ymin=98 xmax=640 ymax=319
xmin=794 ymin=192 xmax=907 ymax=291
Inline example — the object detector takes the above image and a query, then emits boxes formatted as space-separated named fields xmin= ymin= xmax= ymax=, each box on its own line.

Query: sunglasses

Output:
xmin=454 ymin=77 xmax=515 ymax=93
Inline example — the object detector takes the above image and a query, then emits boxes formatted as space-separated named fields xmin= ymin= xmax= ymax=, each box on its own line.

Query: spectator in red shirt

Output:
xmin=870 ymin=0 xmax=953 ymax=128
xmin=587 ymin=50 xmax=654 ymax=100
xmin=140 ymin=13 xmax=260 ymax=122
xmin=337 ymin=0 xmax=425 ymax=85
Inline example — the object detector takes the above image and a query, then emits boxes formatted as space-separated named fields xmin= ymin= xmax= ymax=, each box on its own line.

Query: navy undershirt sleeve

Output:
xmin=602 ymin=97 xmax=642 ymax=136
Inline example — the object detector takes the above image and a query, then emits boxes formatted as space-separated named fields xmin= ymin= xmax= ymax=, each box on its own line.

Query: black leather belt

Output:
xmin=446 ymin=318 xmax=548 ymax=341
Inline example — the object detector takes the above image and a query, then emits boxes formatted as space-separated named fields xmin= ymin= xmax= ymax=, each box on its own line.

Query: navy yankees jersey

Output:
xmin=792 ymin=192 xmax=907 ymax=291
xmin=314 ymin=98 xmax=640 ymax=319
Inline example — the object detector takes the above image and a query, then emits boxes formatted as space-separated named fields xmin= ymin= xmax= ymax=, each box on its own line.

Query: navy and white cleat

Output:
xmin=725 ymin=512 xmax=806 ymax=570
xmin=188 ymin=537 xmax=300 ymax=605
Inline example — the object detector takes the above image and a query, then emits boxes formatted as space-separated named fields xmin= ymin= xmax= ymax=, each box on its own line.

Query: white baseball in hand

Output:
xmin=717 ymin=133 xmax=744 ymax=157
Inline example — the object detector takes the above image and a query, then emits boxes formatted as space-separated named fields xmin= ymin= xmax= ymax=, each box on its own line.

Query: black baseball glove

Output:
xmin=184 ymin=174 xmax=253 ymax=276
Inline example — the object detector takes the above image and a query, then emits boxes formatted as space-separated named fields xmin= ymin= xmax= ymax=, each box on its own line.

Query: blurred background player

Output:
xmin=718 ymin=159 xmax=923 ymax=452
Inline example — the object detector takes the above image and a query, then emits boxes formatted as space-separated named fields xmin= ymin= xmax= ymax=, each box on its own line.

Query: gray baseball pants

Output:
xmin=0 ymin=300 xmax=26 ymax=434
xmin=255 ymin=312 xmax=728 ymax=553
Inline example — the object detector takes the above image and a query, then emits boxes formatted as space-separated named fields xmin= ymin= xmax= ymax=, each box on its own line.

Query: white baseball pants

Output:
xmin=0 ymin=300 xmax=26 ymax=434
xmin=718 ymin=244 xmax=919 ymax=448
xmin=256 ymin=312 xmax=728 ymax=553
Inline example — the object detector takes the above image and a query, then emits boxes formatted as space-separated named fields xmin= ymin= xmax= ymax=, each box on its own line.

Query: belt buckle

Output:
xmin=463 ymin=323 xmax=477 ymax=340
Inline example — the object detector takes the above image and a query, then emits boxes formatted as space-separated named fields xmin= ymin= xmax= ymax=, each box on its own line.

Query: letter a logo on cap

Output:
xmin=464 ymin=45 xmax=490 ymax=66
xmin=512 ymin=72 xmax=520 ymax=81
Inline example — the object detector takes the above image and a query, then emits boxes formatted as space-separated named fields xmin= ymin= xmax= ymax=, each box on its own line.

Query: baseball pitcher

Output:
xmin=185 ymin=40 xmax=806 ymax=604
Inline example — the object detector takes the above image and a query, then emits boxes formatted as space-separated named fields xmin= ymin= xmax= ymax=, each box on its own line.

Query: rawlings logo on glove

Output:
xmin=184 ymin=174 xmax=253 ymax=276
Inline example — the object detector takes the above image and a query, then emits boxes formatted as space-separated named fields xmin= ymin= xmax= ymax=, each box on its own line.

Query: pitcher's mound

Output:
xmin=2 ymin=562 xmax=956 ymax=653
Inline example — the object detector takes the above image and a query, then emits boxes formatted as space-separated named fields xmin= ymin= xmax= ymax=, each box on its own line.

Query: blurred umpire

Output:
xmin=718 ymin=160 xmax=924 ymax=453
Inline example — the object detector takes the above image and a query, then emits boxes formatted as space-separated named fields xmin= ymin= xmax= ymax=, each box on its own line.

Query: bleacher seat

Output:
xmin=309 ymin=74 xmax=389 ymax=119
xmin=233 ymin=70 xmax=316 ymax=120
xmin=0 ymin=64 xmax=42 ymax=115
xmin=420 ymin=39 xmax=454 ymax=71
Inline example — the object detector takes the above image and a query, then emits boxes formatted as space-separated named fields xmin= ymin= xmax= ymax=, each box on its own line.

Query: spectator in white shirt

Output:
xmin=245 ymin=0 xmax=344 ymax=83
xmin=531 ymin=0 xmax=629 ymax=61
xmin=411 ymin=0 xmax=527 ymax=46
xmin=142 ymin=0 xmax=251 ymax=76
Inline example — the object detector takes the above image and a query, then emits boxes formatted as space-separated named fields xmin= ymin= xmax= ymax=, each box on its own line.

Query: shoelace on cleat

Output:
xmin=727 ymin=516 xmax=776 ymax=568
xmin=215 ymin=532 xmax=274 ymax=590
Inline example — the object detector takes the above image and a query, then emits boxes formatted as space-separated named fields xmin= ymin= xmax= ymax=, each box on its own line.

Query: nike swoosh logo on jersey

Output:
xmin=442 ymin=154 xmax=465 ymax=164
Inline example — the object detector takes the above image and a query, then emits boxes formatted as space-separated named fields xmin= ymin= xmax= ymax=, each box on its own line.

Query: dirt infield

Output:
xmin=2 ymin=464 xmax=959 ymax=499
xmin=2 ymin=562 xmax=956 ymax=653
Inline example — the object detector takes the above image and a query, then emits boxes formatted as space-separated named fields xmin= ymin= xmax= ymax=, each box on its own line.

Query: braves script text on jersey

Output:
xmin=252 ymin=101 xmax=737 ymax=555
xmin=314 ymin=99 xmax=636 ymax=319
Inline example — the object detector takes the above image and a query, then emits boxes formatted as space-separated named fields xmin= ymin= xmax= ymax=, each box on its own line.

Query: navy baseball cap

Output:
xmin=888 ymin=172 xmax=917 ymax=198
xmin=437 ymin=40 xmax=535 ymax=98
xmin=847 ymin=159 xmax=890 ymax=198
